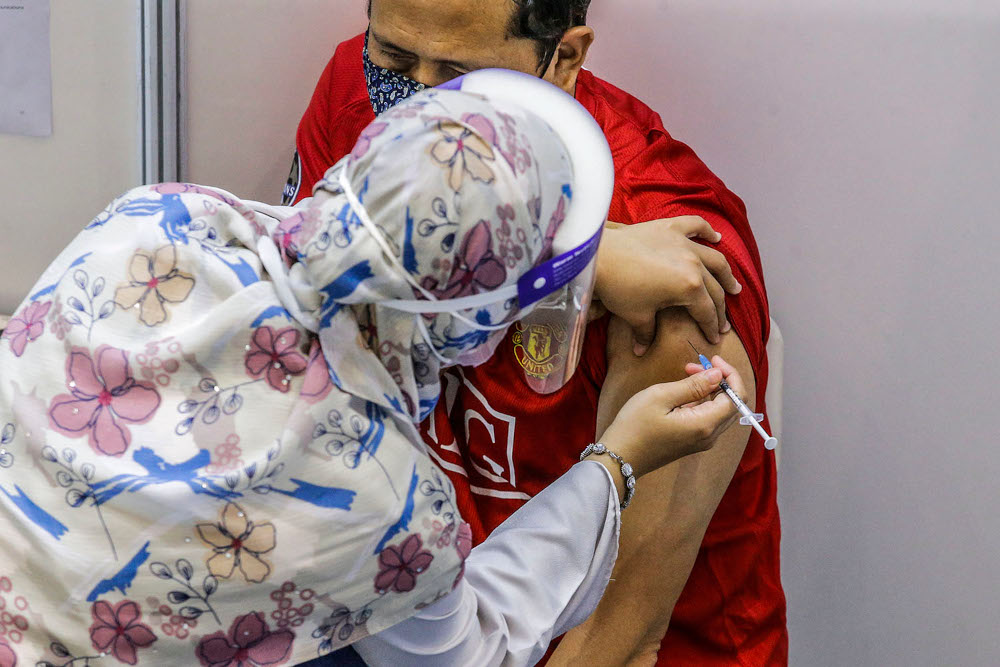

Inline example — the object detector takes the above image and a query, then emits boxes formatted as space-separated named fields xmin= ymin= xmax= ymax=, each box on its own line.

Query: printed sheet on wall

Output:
xmin=0 ymin=0 xmax=52 ymax=137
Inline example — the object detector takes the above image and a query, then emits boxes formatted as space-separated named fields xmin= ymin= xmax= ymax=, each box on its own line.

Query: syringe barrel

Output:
xmin=722 ymin=384 xmax=751 ymax=414
xmin=722 ymin=383 xmax=774 ymax=443
xmin=697 ymin=350 xmax=778 ymax=450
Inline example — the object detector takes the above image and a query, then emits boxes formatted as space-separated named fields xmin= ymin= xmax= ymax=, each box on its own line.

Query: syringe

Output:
xmin=688 ymin=342 xmax=778 ymax=450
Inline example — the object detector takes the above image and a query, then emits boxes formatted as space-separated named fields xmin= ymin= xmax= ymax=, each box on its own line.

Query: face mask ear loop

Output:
xmin=257 ymin=236 xmax=320 ymax=333
xmin=413 ymin=315 xmax=453 ymax=365
xmin=337 ymin=168 xmax=502 ymax=331
xmin=378 ymin=300 xmax=514 ymax=331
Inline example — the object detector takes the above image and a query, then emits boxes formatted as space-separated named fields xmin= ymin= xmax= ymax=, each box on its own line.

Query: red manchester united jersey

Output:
xmin=292 ymin=33 xmax=787 ymax=666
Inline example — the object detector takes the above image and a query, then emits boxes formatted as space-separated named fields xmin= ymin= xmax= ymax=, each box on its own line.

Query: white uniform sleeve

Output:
xmin=353 ymin=460 xmax=621 ymax=667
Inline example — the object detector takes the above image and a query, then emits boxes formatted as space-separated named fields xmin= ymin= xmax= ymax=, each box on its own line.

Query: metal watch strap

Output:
xmin=579 ymin=442 xmax=636 ymax=509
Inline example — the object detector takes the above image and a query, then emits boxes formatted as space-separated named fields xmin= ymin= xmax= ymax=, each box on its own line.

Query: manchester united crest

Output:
xmin=512 ymin=322 xmax=567 ymax=379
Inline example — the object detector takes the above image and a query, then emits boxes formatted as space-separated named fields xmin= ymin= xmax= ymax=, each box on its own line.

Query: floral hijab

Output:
xmin=0 ymin=88 xmax=572 ymax=665
xmin=284 ymin=88 xmax=572 ymax=423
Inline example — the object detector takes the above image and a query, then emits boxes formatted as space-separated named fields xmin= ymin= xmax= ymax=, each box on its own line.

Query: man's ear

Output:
xmin=545 ymin=26 xmax=595 ymax=95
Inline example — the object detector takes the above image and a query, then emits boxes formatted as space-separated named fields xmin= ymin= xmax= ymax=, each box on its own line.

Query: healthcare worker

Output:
xmin=294 ymin=8 xmax=784 ymax=664
xmin=0 ymin=73 xmax=743 ymax=666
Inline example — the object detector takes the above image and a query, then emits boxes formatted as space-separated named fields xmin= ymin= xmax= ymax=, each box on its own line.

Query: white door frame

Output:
xmin=140 ymin=0 xmax=185 ymax=183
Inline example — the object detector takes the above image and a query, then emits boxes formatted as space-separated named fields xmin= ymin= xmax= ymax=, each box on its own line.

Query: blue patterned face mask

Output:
xmin=363 ymin=31 xmax=426 ymax=116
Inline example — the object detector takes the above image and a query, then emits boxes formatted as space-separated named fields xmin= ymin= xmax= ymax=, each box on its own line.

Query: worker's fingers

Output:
xmin=651 ymin=368 xmax=723 ymax=410
xmin=709 ymin=354 xmax=748 ymax=402
xmin=686 ymin=284 xmax=721 ymax=345
xmin=702 ymin=265 xmax=730 ymax=336
xmin=670 ymin=216 xmax=722 ymax=242
xmin=673 ymin=355 xmax=747 ymax=439
xmin=678 ymin=394 xmax=715 ymax=409
xmin=684 ymin=362 xmax=706 ymax=376
xmin=629 ymin=314 xmax=656 ymax=357
xmin=679 ymin=390 xmax=741 ymax=439
xmin=682 ymin=362 xmax=720 ymax=408
xmin=694 ymin=243 xmax=741 ymax=295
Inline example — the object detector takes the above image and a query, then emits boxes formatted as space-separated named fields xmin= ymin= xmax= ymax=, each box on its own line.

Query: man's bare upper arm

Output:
xmin=547 ymin=308 xmax=757 ymax=666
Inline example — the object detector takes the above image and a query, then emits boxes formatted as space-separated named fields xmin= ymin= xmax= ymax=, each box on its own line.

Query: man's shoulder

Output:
xmin=294 ymin=33 xmax=375 ymax=204
xmin=577 ymin=69 xmax=737 ymax=212
xmin=318 ymin=33 xmax=371 ymax=118
xmin=578 ymin=71 xmax=768 ymax=354
xmin=579 ymin=70 xmax=751 ymax=230
xmin=577 ymin=69 xmax=665 ymax=137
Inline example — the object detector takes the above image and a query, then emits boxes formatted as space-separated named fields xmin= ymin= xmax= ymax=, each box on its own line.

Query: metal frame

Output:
xmin=140 ymin=0 xmax=185 ymax=184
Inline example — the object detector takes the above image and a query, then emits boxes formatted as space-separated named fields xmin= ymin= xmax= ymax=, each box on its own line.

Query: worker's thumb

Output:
xmin=657 ymin=368 xmax=723 ymax=409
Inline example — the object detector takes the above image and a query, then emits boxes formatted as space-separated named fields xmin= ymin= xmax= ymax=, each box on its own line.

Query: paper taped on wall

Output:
xmin=0 ymin=1 xmax=52 ymax=137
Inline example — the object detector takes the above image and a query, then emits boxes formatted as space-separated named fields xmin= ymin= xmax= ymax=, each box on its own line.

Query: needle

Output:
xmin=688 ymin=341 xmax=777 ymax=450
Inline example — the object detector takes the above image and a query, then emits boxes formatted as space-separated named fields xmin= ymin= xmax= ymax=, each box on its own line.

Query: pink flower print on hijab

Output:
xmin=422 ymin=220 xmax=506 ymax=300
xmin=196 ymin=612 xmax=294 ymax=667
xmin=244 ymin=327 xmax=308 ymax=392
xmin=49 ymin=346 xmax=161 ymax=457
xmin=452 ymin=522 xmax=473 ymax=589
xmin=484 ymin=109 xmax=534 ymax=175
xmin=0 ymin=637 xmax=15 ymax=667
xmin=273 ymin=207 xmax=320 ymax=262
xmin=460 ymin=113 xmax=497 ymax=145
xmin=2 ymin=300 xmax=51 ymax=357
xmin=89 ymin=600 xmax=157 ymax=665
xmin=350 ymin=122 xmax=388 ymax=161
xmin=375 ymin=534 xmax=435 ymax=594
xmin=538 ymin=192 xmax=567 ymax=262
xmin=430 ymin=120 xmax=496 ymax=191
xmin=300 ymin=339 xmax=334 ymax=404
xmin=459 ymin=111 xmax=537 ymax=176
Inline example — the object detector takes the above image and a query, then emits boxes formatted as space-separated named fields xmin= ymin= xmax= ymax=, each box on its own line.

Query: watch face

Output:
xmin=281 ymin=151 xmax=301 ymax=205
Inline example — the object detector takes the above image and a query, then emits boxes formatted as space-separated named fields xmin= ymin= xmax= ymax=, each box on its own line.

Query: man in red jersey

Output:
xmin=287 ymin=2 xmax=787 ymax=664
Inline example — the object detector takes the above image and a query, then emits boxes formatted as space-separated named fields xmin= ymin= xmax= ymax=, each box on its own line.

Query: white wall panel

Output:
xmin=587 ymin=2 xmax=1000 ymax=664
xmin=4 ymin=2 xmax=997 ymax=663
xmin=184 ymin=1 xmax=367 ymax=202
xmin=0 ymin=0 xmax=139 ymax=315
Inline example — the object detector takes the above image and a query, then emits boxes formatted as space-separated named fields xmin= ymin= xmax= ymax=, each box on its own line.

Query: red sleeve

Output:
xmin=614 ymin=123 xmax=769 ymax=370
xmin=291 ymin=34 xmax=375 ymax=205
xmin=292 ymin=56 xmax=339 ymax=205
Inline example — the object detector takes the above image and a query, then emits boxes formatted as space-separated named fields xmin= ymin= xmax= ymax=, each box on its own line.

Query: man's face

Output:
xmin=368 ymin=0 xmax=552 ymax=89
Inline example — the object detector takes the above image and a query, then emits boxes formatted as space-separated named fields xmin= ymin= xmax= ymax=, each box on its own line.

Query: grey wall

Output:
xmin=0 ymin=1 xmax=139 ymax=315
xmin=184 ymin=1 xmax=367 ymax=200
xmin=3 ymin=2 xmax=998 ymax=663
xmin=0 ymin=1 xmax=367 ymax=317
xmin=586 ymin=1 xmax=1000 ymax=664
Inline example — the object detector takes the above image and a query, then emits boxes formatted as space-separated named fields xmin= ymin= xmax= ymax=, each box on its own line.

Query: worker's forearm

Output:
xmin=354 ymin=461 xmax=619 ymax=666
xmin=550 ymin=310 xmax=756 ymax=664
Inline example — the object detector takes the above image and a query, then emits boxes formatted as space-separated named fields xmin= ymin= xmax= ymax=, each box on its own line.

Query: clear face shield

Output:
xmin=339 ymin=70 xmax=613 ymax=395
xmin=443 ymin=70 xmax=614 ymax=394
xmin=513 ymin=242 xmax=601 ymax=394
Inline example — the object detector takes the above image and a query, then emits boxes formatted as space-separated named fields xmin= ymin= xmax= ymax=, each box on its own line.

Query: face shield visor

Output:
xmin=337 ymin=70 xmax=613 ymax=394
xmin=440 ymin=70 xmax=614 ymax=393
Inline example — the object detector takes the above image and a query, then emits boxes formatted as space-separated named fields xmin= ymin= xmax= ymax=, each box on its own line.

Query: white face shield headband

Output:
xmin=341 ymin=70 xmax=614 ymax=393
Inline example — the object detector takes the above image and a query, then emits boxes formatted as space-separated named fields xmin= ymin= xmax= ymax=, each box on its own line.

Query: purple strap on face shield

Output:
xmin=517 ymin=227 xmax=603 ymax=307
xmin=437 ymin=72 xmax=604 ymax=309
xmin=437 ymin=77 xmax=464 ymax=91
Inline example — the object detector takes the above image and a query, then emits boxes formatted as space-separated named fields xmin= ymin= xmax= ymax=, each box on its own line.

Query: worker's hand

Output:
xmin=594 ymin=355 xmax=745 ymax=479
xmin=593 ymin=217 xmax=741 ymax=355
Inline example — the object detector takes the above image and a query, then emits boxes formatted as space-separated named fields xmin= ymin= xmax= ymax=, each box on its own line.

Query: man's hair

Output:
xmin=366 ymin=1 xmax=591 ymax=68
xmin=508 ymin=1 xmax=591 ymax=67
